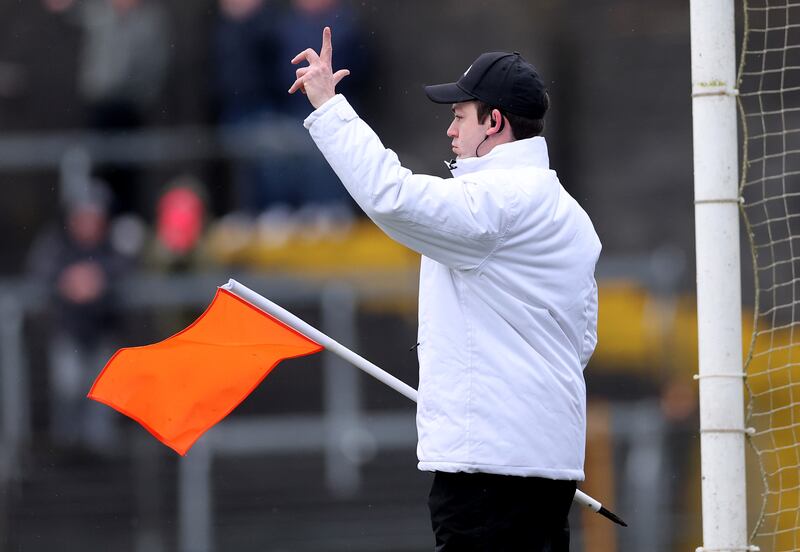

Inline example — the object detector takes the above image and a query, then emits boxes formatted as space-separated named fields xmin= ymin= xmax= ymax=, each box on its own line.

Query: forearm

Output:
xmin=304 ymin=95 xmax=498 ymax=269
xmin=305 ymin=96 xmax=411 ymax=218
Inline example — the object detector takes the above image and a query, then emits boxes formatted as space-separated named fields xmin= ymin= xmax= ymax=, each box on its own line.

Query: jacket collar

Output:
xmin=446 ymin=136 xmax=550 ymax=178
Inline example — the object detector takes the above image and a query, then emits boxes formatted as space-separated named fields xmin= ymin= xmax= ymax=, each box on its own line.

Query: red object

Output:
xmin=88 ymin=288 xmax=323 ymax=455
xmin=156 ymin=186 xmax=204 ymax=254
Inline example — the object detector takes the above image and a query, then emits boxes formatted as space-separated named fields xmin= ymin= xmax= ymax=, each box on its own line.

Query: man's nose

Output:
xmin=447 ymin=123 xmax=457 ymax=138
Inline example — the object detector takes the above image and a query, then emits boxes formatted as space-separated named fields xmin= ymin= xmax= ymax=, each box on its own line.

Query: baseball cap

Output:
xmin=424 ymin=51 xmax=548 ymax=119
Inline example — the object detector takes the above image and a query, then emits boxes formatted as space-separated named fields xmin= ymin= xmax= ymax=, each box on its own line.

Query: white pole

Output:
xmin=690 ymin=1 xmax=748 ymax=551
xmin=223 ymin=279 xmax=417 ymax=401
xmin=222 ymin=278 xmax=622 ymax=523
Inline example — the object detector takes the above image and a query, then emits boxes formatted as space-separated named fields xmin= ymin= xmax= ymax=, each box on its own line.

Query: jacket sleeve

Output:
xmin=304 ymin=95 xmax=515 ymax=270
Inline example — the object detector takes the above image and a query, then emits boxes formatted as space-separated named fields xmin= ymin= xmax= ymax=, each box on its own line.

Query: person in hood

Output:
xmin=27 ymin=182 xmax=128 ymax=453
xmin=289 ymin=28 xmax=601 ymax=551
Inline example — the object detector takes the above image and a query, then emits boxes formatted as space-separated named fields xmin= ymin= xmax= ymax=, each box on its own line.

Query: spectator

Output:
xmin=148 ymin=174 xmax=209 ymax=272
xmin=269 ymin=0 xmax=367 ymax=214
xmin=211 ymin=0 xmax=367 ymax=221
xmin=275 ymin=0 xmax=367 ymax=118
xmin=27 ymin=181 xmax=128 ymax=453
xmin=211 ymin=0 xmax=282 ymax=213
xmin=213 ymin=0 xmax=279 ymax=125
xmin=44 ymin=0 xmax=171 ymax=214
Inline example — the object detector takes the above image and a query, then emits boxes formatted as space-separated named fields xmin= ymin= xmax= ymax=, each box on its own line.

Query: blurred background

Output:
xmin=0 ymin=0 xmax=710 ymax=550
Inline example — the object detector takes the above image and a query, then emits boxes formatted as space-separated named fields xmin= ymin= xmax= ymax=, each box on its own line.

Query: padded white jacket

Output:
xmin=305 ymin=95 xmax=601 ymax=480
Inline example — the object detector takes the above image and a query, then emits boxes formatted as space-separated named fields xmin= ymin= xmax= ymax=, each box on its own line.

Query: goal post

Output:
xmin=690 ymin=1 xmax=749 ymax=551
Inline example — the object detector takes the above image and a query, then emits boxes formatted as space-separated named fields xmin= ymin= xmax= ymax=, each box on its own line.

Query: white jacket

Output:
xmin=305 ymin=95 xmax=601 ymax=480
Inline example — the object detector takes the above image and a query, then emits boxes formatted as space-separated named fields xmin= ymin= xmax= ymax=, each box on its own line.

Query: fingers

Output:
xmin=292 ymin=27 xmax=334 ymax=66
xmin=290 ymin=70 xmax=348 ymax=95
xmin=291 ymin=67 xmax=310 ymax=94
xmin=320 ymin=26 xmax=333 ymax=64
xmin=288 ymin=75 xmax=306 ymax=94
xmin=289 ymin=27 xmax=348 ymax=103
xmin=333 ymin=69 xmax=350 ymax=86
xmin=291 ymin=47 xmax=320 ymax=66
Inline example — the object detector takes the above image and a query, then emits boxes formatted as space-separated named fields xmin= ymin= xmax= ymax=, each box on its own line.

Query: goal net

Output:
xmin=739 ymin=1 xmax=800 ymax=550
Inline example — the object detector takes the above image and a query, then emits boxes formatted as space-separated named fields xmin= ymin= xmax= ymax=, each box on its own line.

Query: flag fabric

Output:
xmin=88 ymin=288 xmax=323 ymax=455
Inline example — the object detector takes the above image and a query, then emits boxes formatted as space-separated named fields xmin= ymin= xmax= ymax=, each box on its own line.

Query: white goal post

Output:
xmin=690 ymin=1 xmax=750 ymax=552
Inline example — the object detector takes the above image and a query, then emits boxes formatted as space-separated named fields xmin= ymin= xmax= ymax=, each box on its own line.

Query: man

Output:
xmin=45 ymin=0 xmax=171 ymax=214
xmin=27 ymin=182 xmax=126 ymax=452
xmin=290 ymin=28 xmax=601 ymax=551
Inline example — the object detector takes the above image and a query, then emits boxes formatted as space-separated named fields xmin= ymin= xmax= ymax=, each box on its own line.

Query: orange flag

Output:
xmin=88 ymin=288 xmax=323 ymax=455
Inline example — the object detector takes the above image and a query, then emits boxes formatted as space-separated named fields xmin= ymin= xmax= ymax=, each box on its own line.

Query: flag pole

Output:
xmin=222 ymin=278 xmax=626 ymax=527
xmin=223 ymin=279 xmax=417 ymax=402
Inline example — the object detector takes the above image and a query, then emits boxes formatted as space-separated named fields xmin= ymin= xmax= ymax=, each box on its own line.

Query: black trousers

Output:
xmin=428 ymin=471 xmax=576 ymax=551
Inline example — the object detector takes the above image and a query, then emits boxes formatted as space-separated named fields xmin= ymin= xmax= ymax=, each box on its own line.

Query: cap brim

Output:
xmin=423 ymin=82 xmax=475 ymax=104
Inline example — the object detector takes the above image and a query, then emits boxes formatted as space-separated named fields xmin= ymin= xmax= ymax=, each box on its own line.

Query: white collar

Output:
xmin=446 ymin=136 xmax=550 ymax=177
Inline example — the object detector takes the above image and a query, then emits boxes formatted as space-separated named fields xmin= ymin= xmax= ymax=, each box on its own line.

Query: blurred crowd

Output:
xmin=36 ymin=0 xmax=369 ymax=248
xmin=23 ymin=0 xmax=373 ymax=455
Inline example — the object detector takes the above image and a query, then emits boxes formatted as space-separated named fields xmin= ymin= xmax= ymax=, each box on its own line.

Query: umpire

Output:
xmin=290 ymin=28 xmax=601 ymax=551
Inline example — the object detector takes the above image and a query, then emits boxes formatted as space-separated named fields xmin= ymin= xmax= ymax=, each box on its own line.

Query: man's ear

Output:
xmin=486 ymin=108 xmax=504 ymax=136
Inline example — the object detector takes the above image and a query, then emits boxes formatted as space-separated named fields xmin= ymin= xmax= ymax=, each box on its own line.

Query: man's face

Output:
xmin=447 ymin=101 xmax=490 ymax=159
xmin=111 ymin=0 xmax=139 ymax=13
xmin=68 ymin=205 xmax=107 ymax=248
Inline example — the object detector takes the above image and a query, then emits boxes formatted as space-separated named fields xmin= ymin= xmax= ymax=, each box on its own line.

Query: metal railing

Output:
xmin=0 ymin=122 xmax=310 ymax=170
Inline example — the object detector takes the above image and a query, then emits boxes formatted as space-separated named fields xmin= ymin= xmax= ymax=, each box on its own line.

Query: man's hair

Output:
xmin=475 ymin=95 xmax=549 ymax=140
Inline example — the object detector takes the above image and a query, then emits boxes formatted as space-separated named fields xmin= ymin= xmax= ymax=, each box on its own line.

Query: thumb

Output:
xmin=333 ymin=69 xmax=351 ymax=86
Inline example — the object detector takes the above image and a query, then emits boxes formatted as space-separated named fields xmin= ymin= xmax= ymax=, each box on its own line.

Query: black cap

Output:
xmin=424 ymin=52 xmax=548 ymax=119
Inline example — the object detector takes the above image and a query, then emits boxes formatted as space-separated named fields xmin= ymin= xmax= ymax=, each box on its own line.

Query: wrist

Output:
xmin=312 ymin=92 xmax=336 ymax=110
xmin=303 ymin=94 xmax=348 ymax=129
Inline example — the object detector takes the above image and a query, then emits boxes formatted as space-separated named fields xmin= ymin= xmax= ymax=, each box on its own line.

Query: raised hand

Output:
xmin=288 ymin=26 xmax=351 ymax=109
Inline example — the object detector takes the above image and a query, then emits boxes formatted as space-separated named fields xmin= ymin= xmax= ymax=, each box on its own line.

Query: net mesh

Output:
xmin=739 ymin=1 xmax=800 ymax=550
